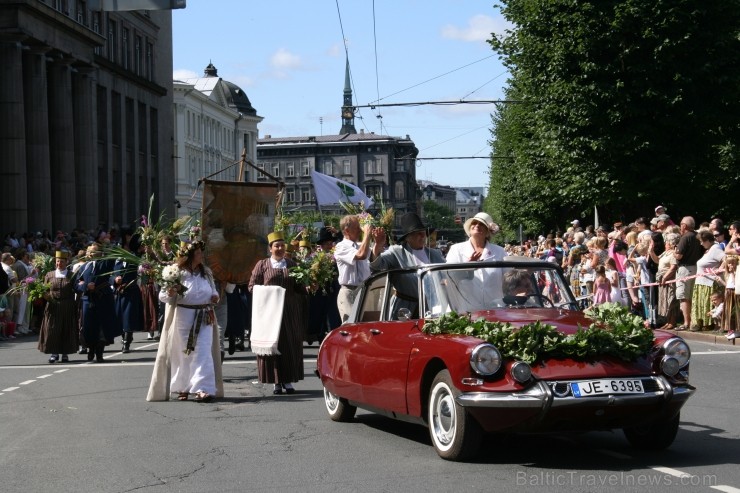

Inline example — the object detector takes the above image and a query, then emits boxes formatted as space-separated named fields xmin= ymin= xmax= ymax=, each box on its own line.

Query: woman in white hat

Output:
xmin=446 ymin=212 xmax=506 ymax=263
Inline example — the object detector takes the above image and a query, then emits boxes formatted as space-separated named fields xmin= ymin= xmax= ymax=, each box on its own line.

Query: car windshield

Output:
xmin=421 ymin=262 xmax=577 ymax=318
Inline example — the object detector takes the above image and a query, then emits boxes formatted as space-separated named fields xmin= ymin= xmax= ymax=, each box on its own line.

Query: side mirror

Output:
xmin=397 ymin=307 xmax=411 ymax=321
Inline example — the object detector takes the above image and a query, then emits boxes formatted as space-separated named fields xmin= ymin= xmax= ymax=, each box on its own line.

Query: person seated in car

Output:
xmin=502 ymin=269 xmax=535 ymax=306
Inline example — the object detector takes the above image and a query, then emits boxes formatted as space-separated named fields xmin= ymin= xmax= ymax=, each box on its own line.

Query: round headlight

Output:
xmin=470 ymin=344 xmax=502 ymax=376
xmin=661 ymin=356 xmax=680 ymax=377
xmin=662 ymin=338 xmax=691 ymax=367
xmin=510 ymin=361 xmax=532 ymax=383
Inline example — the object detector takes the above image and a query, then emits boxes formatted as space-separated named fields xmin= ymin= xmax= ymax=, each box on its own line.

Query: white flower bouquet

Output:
xmin=159 ymin=263 xmax=187 ymax=295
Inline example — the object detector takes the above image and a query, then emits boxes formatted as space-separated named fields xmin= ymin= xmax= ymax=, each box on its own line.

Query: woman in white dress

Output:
xmin=147 ymin=240 xmax=223 ymax=402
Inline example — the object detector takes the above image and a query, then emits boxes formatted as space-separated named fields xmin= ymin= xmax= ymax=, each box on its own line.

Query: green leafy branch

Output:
xmin=421 ymin=302 xmax=654 ymax=364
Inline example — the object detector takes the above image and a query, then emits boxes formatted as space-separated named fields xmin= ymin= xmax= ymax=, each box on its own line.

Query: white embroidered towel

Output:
xmin=250 ymin=285 xmax=286 ymax=356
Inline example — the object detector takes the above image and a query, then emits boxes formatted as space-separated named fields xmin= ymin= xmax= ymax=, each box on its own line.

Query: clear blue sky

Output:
xmin=172 ymin=1 xmax=510 ymax=189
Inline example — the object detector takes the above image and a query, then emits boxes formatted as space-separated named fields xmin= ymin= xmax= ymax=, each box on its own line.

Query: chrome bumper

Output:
xmin=455 ymin=377 xmax=695 ymax=409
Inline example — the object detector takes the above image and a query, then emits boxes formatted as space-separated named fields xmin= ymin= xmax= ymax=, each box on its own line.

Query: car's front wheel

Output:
xmin=623 ymin=412 xmax=680 ymax=450
xmin=428 ymin=369 xmax=482 ymax=461
xmin=323 ymin=387 xmax=356 ymax=422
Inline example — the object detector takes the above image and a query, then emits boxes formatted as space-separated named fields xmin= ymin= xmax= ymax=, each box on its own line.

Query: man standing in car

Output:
xmin=334 ymin=215 xmax=373 ymax=323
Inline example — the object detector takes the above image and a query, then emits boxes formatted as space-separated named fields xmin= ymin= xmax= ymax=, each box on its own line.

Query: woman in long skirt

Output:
xmin=38 ymin=251 xmax=78 ymax=363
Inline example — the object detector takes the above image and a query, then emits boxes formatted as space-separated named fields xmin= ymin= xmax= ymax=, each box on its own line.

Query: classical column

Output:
xmin=73 ymin=66 xmax=97 ymax=230
xmin=23 ymin=46 xmax=52 ymax=232
xmin=47 ymin=55 xmax=77 ymax=232
xmin=0 ymin=36 xmax=29 ymax=233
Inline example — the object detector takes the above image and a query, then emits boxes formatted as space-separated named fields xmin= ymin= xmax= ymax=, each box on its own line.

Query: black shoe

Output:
xmin=235 ymin=341 xmax=245 ymax=352
xmin=48 ymin=355 xmax=57 ymax=364
xmin=122 ymin=344 xmax=130 ymax=354
xmin=78 ymin=346 xmax=87 ymax=355
xmin=273 ymin=385 xmax=283 ymax=395
xmin=61 ymin=355 xmax=69 ymax=363
xmin=96 ymin=356 xmax=104 ymax=363
xmin=228 ymin=336 xmax=235 ymax=355
xmin=284 ymin=386 xmax=295 ymax=395
xmin=87 ymin=350 xmax=94 ymax=361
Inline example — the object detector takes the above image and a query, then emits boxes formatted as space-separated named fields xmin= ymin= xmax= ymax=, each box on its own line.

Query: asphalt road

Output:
xmin=1 ymin=334 xmax=739 ymax=493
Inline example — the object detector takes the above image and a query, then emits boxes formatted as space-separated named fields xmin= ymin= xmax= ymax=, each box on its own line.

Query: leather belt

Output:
xmin=178 ymin=303 xmax=210 ymax=309
xmin=340 ymin=285 xmax=357 ymax=289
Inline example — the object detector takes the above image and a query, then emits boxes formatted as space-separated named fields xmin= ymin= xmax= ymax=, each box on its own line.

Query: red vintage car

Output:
xmin=316 ymin=259 xmax=695 ymax=461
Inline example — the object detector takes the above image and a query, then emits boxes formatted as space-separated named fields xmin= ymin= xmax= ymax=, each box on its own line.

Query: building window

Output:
xmin=122 ymin=28 xmax=130 ymax=70
xmin=256 ymin=163 xmax=266 ymax=181
xmin=395 ymin=180 xmax=405 ymax=200
xmin=76 ymin=0 xmax=86 ymax=25
xmin=366 ymin=185 xmax=381 ymax=200
xmin=301 ymin=161 xmax=310 ymax=176
xmin=272 ymin=164 xmax=280 ymax=177
xmin=343 ymin=160 xmax=351 ymax=175
xmin=107 ymin=19 xmax=117 ymax=62
xmin=286 ymin=163 xmax=295 ymax=177
xmin=286 ymin=188 xmax=295 ymax=203
xmin=146 ymin=41 xmax=153 ymax=81
xmin=323 ymin=160 xmax=332 ymax=175
xmin=135 ymin=35 xmax=142 ymax=76
xmin=365 ymin=159 xmax=382 ymax=175
xmin=395 ymin=161 xmax=406 ymax=172
xmin=301 ymin=187 xmax=311 ymax=202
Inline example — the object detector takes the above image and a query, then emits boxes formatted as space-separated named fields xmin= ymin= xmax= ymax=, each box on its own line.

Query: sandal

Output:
xmin=177 ymin=392 xmax=189 ymax=401
xmin=194 ymin=392 xmax=213 ymax=403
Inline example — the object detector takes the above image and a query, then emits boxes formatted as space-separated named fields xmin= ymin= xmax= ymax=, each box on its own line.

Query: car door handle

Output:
xmin=370 ymin=329 xmax=382 ymax=335
xmin=339 ymin=330 xmax=350 ymax=336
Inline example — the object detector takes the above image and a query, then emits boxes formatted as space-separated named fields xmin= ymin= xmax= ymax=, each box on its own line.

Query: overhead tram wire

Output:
xmin=369 ymin=54 xmax=497 ymax=105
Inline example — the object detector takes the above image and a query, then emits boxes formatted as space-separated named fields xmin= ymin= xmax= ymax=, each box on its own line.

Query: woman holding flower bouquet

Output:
xmin=38 ymin=250 xmax=78 ymax=363
xmin=147 ymin=240 xmax=223 ymax=402
xmin=248 ymin=231 xmax=306 ymax=395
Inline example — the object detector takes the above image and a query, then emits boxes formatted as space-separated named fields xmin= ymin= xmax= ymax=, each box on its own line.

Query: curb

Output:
xmin=665 ymin=329 xmax=737 ymax=346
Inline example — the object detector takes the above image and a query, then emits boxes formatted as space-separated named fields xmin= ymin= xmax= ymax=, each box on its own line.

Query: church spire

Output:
xmin=339 ymin=58 xmax=356 ymax=134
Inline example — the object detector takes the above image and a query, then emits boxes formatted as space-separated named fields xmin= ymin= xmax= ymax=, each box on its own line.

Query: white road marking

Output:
xmin=53 ymin=369 xmax=68 ymax=373
xmin=692 ymin=351 xmax=740 ymax=355
xmin=652 ymin=466 xmax=692 ymax=478
xmin=36 ymin=374 xmax=53 ymax=379
xmin=711 ymin=486 xmax=740 ymax=493
xmin=19 ymin=380 xmax=36 ymax=385
xmin=2 ymin=387 xmax=20 ymax=392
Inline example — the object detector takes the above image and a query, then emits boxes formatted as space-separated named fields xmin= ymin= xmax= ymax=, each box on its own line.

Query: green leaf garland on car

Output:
xmin=421 ymin=302 xmax=654 ymax=364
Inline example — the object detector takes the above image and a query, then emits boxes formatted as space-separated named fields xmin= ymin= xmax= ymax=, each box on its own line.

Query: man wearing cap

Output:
xmin=335 ymin=215 xmax=382 ymax=323
xmin=370 ymin=212 xmax=446 ymax=319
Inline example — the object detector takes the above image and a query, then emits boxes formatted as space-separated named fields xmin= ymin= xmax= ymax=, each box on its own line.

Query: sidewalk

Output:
xmin=665 ymin=328 xmax=737 ymax=346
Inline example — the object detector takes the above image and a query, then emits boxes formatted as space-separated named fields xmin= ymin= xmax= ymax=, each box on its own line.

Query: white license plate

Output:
xmin=570 ymin=379 xmax=644 ymax=398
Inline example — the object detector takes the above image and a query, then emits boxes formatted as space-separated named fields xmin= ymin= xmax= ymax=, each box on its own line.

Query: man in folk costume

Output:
xmin=75 ymin=243 xmax=118 ymax=362
xmin=370 ymin=212 xmax=446 ymax=319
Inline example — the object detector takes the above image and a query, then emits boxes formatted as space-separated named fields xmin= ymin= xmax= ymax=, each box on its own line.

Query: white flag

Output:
xmin=310 ymin=170 xmax=374 ymax=207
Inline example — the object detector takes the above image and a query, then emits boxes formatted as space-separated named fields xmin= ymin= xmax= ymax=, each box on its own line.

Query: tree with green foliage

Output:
xmin=486 ymin=0 xmax=740 ymax=236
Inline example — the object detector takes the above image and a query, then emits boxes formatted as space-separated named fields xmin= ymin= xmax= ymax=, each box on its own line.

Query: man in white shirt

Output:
xmin=334 ymin=215 xmax=373 ymax=322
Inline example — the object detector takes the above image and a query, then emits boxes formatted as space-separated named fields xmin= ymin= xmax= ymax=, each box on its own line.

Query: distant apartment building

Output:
xmin=0 ymin=0 xmax=174 ymax=233
xmin=456 ymin=187 xmax=485 ymax=223
xmin=419 ymin=180 xmax=457 ymax=213
xmin=172 ymin=63 xmax=263 ymax=217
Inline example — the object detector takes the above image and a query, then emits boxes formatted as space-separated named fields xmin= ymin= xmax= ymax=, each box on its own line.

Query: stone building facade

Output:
xmin=172 ymin=63 xmax=262 ymax=218
xmin=0 ymin=0 xmax=174 ymax=235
